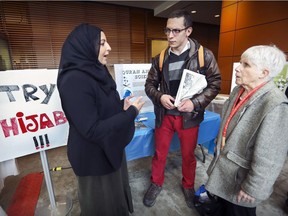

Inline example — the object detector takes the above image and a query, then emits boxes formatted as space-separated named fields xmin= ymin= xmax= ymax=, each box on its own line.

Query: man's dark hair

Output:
xmin=168 ymin=9 xmax=193 ymax=28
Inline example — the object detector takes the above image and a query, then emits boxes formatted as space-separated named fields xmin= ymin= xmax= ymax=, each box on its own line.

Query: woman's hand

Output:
xmin=237 ymin=189 xmax=255 ymax=203
xmin=123 ymin=96 xmax=145 ymax=112
xmin=123 ymin=95 xmax=134 ymax=111
xmin=132 ymin=96 xmax=145 ymax=112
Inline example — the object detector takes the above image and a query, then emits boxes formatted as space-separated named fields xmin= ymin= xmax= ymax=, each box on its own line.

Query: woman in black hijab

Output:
xmin=57 ymin=23 xmax=144 ymax=216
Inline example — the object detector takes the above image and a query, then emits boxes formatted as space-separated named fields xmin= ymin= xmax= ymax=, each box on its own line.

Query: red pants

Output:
xmin=151 ymin=115 xmax=199 ymax=189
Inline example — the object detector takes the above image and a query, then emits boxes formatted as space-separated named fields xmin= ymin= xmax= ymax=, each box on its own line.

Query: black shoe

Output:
xmin=182 ymin=186 xmax=195 ymax=208
xmin=143 ymin=183 xmax=162 ymax=207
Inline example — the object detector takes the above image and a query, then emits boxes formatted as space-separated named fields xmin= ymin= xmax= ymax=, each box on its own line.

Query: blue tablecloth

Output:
xmin=125 ymin=110 xmax=221 ymax=161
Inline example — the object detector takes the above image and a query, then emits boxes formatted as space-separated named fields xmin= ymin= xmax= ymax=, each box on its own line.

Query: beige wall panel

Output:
xmin=236 ymin=1 xmax=288 ymax=29
xmin=234 ymin=19 xmax=288 ymax=56
xmin=151 ymin=40 xmax=168 ymax=57
xmin=218 ymin=31 xmax=235 ymax=57
xmin=220 ymin=3 xmax=238 ymax=33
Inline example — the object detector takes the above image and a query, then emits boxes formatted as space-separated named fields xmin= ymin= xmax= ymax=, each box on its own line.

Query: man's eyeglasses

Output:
xmin=164 ymin=27 xmax=188 ymax=35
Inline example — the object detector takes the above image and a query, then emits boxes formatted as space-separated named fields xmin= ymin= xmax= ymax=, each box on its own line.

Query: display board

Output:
xmin=114 ymin=64 xmax=154 ymax=113
xmin=0 ymin=69 xmax=68 ymax=162
xmin=230 ymin=62 xmax=240 ymax=92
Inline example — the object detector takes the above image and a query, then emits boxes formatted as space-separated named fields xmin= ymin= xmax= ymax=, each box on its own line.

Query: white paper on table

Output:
xmin=174 ymin=69 xmax=207 ymax=107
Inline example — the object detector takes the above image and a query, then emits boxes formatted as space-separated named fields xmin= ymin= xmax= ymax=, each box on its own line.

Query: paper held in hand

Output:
xmin=174 ymin=69 xmax=207 ymax=107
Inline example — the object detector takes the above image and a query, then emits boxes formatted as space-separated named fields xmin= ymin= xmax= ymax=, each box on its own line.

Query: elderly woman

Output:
xmin=205 ymin=45 xmax=288 ymax=216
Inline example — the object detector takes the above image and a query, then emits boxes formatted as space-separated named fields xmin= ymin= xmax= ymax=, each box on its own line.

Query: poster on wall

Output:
xmin=274 ymin=63 xmax=288 ymax=91
xmin=114 ymin=64 xmax=154 ymax=113
xmin=0 ymin=69 xmax=68 ymax=162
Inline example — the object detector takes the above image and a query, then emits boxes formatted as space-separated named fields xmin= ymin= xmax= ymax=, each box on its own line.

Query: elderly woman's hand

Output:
xmin=237 ymin=189 xmax=255 ymax=203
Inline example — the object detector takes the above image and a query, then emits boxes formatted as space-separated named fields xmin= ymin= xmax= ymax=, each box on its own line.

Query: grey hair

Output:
xmin=241 ymin=45 xmax=287 ymax=79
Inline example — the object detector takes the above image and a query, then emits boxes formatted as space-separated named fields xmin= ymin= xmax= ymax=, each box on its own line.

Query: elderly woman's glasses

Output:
xmin=164 ymin=27 xmax=188 ymax=35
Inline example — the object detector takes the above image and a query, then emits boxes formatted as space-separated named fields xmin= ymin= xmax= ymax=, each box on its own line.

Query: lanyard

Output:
xmin=221 ymin=82 xmax=267 ymax=150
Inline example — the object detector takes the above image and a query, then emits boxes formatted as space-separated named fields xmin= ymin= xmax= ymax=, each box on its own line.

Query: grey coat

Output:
xmin=206 ymin=80 xmax=288 ymax=207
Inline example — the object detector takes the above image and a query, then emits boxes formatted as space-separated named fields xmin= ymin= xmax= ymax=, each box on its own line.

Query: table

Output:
xmin=206 ymin=94 xmax=229 ymax=117
xmin=125 ymin=110 xmax=221 ymax=161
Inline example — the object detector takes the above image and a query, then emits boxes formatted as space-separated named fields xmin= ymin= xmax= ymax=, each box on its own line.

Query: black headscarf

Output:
xmin=57 ymin=23 xmax=116 ymax=94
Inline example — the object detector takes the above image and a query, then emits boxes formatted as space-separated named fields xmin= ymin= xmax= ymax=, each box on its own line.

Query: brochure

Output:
xmin=174 ymin=69 xmax=207 ymax=107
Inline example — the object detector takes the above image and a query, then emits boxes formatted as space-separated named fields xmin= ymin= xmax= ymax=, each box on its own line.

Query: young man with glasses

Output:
xmin=144 ymin=9 xmax=221 ymax=208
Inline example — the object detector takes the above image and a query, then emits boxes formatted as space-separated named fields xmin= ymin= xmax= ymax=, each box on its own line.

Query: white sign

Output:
xmin=230 ymin=62 xmax=240 ymax=92
xmin=0 ymin=69 xmax=69 ymax=162
xmin=114 ymin=64 xmax=154 ymax=113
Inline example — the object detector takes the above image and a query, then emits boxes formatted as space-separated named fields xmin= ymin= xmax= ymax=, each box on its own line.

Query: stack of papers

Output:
xmin=174 ymin=69 xmax=207 ymax=107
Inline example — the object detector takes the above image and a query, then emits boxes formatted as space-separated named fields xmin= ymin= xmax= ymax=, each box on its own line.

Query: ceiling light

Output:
xmin=191 ymin=11 xmax=197 ymax=14
xmin=214 ymin=14 xmax=220 ymax=18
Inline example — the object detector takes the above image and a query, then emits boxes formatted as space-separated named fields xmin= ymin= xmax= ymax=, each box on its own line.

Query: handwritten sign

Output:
xmin=0 ymin=69 xmax=68 ymax=162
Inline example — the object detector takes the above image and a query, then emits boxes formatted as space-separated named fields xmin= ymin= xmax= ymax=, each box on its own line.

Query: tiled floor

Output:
xmin=1 ymin=146 xmax=288 ymax=216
